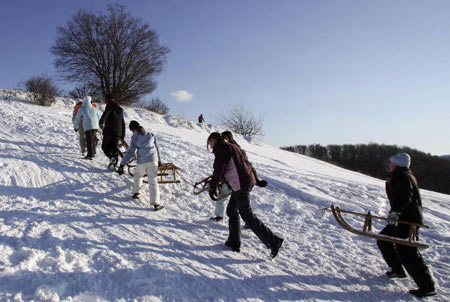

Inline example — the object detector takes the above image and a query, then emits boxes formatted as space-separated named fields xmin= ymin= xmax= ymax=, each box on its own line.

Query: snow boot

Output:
xmin=409 ymin=288 xmax=437 ymax=298
xmin=270 ymin=238 xmax=284 ymax=258
xmin=154 ymin=204 xmax=164 ymax=211
xmin=132 ymin=193 xmax=140 ymax=200
xmin=108 ymin=157 xmax=118 ymax=170
xmin=386 ymin=270 xmax=407 ymax=279
xmin=84 ymin=155 xmax=94 ymax=160
xmin=210 ymin=216 xmax=223 ymax=222
xmin=225 ymin=240 xmax=240 ymax=252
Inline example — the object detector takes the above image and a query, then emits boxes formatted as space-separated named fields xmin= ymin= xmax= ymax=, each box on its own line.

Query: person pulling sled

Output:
xmin=377 ymin=153 xmax=436 ymax=298
xmin=117 ymin=121 xmax=163 ymax=211
xmin=207 ymin=132 xmax=283 ymax=257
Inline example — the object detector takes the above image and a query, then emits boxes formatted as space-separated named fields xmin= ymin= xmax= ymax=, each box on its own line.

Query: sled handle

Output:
xmin=193 ymin=175 xmax=232 ymax=200
xmin=322 ymin=206 xmax=430 ymax=229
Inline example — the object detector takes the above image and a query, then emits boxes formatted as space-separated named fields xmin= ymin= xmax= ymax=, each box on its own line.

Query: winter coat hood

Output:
xmin=108 ymin=101 xmax=123 ymax=114
xmin=82 ymin=96 xmax=93 ymax=107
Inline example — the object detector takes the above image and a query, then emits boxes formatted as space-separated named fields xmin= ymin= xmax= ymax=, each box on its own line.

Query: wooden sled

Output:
xmin=193 ymin=176 xmax=231 ymax=200
xmin=117 ymin=140 xmax=181 ymax=184
xmin=324 ymin=205 xmax=430 ymax=249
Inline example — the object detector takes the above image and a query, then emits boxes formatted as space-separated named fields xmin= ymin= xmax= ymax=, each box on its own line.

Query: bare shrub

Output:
xmin=24 ymin=75 xmax=60 ymax=106
xmin=142 ymin=97 xmax=169 ymax=115
xmin=218 ymin=103 xmax=264 ymax=138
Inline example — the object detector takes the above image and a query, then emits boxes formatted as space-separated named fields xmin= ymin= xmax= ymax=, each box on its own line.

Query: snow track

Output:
xmin=0 ymin=90 xmax=449 ymax=301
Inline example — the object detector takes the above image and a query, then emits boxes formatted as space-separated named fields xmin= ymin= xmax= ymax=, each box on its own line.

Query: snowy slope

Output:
xmin=0 ymin=89 xmax=449 ymax=302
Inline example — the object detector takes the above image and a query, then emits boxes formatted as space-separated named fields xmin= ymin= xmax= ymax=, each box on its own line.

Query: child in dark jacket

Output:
xmin=207 ymin=132 xmax=283 ymax=257
xmin=377 ymin=153 xmax=436 ymax=298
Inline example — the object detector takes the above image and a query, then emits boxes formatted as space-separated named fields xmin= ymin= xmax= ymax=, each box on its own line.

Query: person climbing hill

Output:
xmin=117 ymin=120 xmax=163 ymax=211
xmin=73 ymin=96 xmax=102 ymax=160
xmin=99 ymin=94 xmax=125 ymax=170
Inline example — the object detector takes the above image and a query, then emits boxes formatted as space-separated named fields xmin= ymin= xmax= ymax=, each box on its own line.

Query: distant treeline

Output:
xmin=282 ymin=143 xmax=450 ymax=195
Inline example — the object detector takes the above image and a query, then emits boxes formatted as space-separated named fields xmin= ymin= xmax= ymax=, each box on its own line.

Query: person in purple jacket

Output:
xmin=207 ymin=132 xmax=283 ymax=257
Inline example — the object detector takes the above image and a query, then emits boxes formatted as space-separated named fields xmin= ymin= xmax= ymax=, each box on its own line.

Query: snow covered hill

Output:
xmin=0 ymin=90 xmax=449 ymax=302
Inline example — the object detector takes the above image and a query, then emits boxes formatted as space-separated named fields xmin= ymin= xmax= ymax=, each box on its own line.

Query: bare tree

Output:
xmin=51 ymin=4 xmax=169 ymax=105
xmin=218 ymin=103 xmax=264 ymax=138
xmin=142 ymin=97 xmax=169 ymax=115
xmin=24 ymin=75 xmax=60 ymax=106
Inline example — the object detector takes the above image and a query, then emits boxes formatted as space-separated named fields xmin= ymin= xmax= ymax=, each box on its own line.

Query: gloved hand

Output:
xmin=387 ymin=211 xmax=400 ymax=226
xmin=256 ymin=180 xmax=268 ymax=187
xmin=158 ymin=161 xmax=162 ymax=167
xmin=117 ymin=165 xmax=124 ymax=175
xmin=74 ymin=128 xmax=78 ymax=132
xmin=209 ymin=185 xmax=218 ymax=201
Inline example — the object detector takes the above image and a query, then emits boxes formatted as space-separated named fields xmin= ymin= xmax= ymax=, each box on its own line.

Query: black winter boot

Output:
xmin=409 ymin=288 xmax=437 ymax=298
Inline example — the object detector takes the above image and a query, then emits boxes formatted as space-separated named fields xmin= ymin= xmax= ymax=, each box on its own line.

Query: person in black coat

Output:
xmin=99 ymin=94 xmax=125 ymax=168
xmin=377 ymin=153 xmax=436 ymax=298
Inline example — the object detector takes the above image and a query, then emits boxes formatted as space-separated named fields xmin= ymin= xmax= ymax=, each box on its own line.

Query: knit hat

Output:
xmin=129 ymin=120 xmax=140 ymax=131
xmin=389 ymin=153 xmax=411 ymax=168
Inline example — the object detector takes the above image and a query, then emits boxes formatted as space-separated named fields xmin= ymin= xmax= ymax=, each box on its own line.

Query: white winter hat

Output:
xmin=390 ymin=153 xmax=411 ymax=168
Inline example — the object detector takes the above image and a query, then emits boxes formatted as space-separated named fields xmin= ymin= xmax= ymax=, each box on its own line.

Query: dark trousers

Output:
xmin=102 ymin=134 xmax=120 ymax=159
xmin=377 ymin=224 xmax=435 ymax=290
xmin=226 ymin=184 xmax=281 ymax=249
xmin=85 ymin=129 xmax=98 ymax=157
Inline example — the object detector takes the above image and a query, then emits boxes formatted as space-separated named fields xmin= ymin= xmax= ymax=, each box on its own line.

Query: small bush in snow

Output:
xmin=142 ymin=97 xmax=169 ymax=115
xmin=24 ymin=75 xmax=60 ymax=106
xmin=218 ymin=103 xmax=264 ymax=138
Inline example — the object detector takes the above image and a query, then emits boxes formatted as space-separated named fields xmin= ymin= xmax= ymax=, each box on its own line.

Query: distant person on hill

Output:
xmin=377 ymin=153 xmax=436 ymax=298
xmin=99 ymin=94 xmax=125 ymax=170
xmin=73 ymin=98 xmax=98 ymax=155
xmin=198 ymin=114 xmax=204 ymax=124
xmin=117 ymin=120 xmax=163 ymax=211
xmin=73 ymin=96 xmax=102 ymax=160
xmin=207 ymin=132 xmax=283 ymax=257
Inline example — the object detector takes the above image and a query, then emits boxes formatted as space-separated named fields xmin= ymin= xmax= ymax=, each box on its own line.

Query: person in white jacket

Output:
xmin=73 ymin=96 xmax=102 ymax=160
xmin=117 ymin=120 xmax=163 ymax=211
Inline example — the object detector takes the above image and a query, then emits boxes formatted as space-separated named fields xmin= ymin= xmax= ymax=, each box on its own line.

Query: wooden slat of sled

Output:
xmin=330 ymin=205 xmax=430 ymax=249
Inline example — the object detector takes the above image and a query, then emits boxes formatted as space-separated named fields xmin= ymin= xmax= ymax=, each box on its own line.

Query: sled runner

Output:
xmin=117 ymin=141 xmax=181 ymax=184
xmin=323 ymin=205 xmax=430 ymax=249
xmin=193 ymin=176 xmax=231 ymax=200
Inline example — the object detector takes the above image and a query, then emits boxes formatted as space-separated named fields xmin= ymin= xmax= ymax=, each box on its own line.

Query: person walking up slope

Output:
xmin=207 ymin=132 xmax=283 ymax=257
xmin=73 ymin=96 xmax=102 ymax=160
xmin=377 ymin=153 xmax=436 ymax=298
xmin=117 ymin=121 xmax=163 ymax=211
xmin=73 ymin=98 xmax=98 ymax=155
xmin=72 ymin=99 xmax=86 ymax=154
xmin=99 ymin=94 xmax=125 ymax=169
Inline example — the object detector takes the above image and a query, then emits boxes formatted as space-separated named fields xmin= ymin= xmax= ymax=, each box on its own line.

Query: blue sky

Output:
xmin=1 ymin=1 xmax=449 ymax=155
